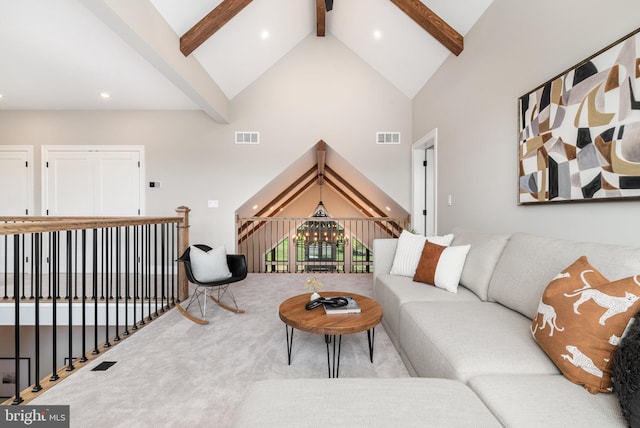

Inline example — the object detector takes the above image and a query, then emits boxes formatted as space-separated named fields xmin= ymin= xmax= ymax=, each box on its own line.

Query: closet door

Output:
xmin=95 ymin=151 xmax=141 ymax=216
xmin=43 ymin=146 xmax=143 ymax=216
xmin=45 ymin=150 xmax=94 ymax=216
xmin=0 ymin=147 xmax=33 ymax=275
xmin=0 ymin=147 xmax=33 ymax=215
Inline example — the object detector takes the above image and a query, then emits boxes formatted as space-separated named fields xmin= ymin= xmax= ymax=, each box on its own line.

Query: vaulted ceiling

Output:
xmin=0 ymin=0 xmax=493 ymax=121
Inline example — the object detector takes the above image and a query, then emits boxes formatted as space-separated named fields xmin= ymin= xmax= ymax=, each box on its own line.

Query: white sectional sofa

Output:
xmin=372 ymin=228 xmax=640 ymax=427
xmin=233 ymin=229 xmax=639 ymax=427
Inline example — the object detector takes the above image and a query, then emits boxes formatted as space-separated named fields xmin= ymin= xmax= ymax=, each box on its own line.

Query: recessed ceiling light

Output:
xmin=252 ymin=204 xmax=258 ymax=210
xmin=0 ymin=94 xmax=3 ymax=99
xmin=385 ymin=206 xmax=391 ymax=211
xmin=373 ymin=29 xmax=383 ymax=40
xmin=100 ymin=92 xmax=111 ymax=99
xmin=260 ymin=30 xmax=270 ymax=40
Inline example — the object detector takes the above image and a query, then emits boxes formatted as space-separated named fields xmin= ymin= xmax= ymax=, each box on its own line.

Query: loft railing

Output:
xmin=0 ymin=207 xmax=191 ymax=405
xmin=237 ymin=216 xmax=409 ymax=273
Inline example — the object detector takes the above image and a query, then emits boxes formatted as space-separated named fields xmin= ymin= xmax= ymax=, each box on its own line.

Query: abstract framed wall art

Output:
xmin=518 ymin=28 xmax=640 ymax=204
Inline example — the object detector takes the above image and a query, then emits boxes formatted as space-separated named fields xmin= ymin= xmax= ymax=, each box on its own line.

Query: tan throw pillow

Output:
xmin=531 ymin=256 xmax=640 ymax=393
xmin=413 ymin=241 xmax=470 ymax=293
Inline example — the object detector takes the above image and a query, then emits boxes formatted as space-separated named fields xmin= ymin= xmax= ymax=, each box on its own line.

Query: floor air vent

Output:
xmin=376 ymin=132 xmax=401 ymax=144
xmin=92 ymin=361 xmax=117 ymax=371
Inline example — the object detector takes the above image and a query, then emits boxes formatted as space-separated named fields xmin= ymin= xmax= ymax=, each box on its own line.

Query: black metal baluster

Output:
xmin=3 ymin=234 xmax=8 ymax=299
xmin=32 ymin=233 xmax=42 ymax=393
xmin=80 ymin=229 xmax=88 ymax=363
xmin=29 ymin=234 xmax=34 ymax=299
xmin=104 ymin=228 xmax=111 ymax=349
xmin=114 ymin=228 xmax=121 ymax=342
xmin=20 ymin=234 xmax=25 ymax=300
xmin=92 ymin=229 xmax=100 ymax=356
xmin=138 ymin=225 xmax=145 ymax=327
xmin=132 ymin=225 xmax=139 ymax=331
xmin=12 ymin=234 xmax=24 ymax=404
xmin=50 ymin=232 xmax=59 ymax=382
xmin=100 ymin=228 xmax=105 ymax=300
xmin=47 ymin=232 xmax=52 ymax=299
xmin=124 ymin=226 xmax=130 ymax=336
xmin=55 ymin=232 xmax=61 ymax=300
xmin=146 ymin=224 xmax=152 ymax=322
xmin=109 ymin=228 xmax=114 ymax=300
xmin=73 ymin=231 xmax=78 ymax=300
xmin=153 ymin=224 xmax=158 ymax=317
xmin=171 ymin=223 xmax=176 ymax=306
xmin=66 ymin=231 xmax=75 ymax=372
xmin=160 ymin=223 xmax=165 ymax=312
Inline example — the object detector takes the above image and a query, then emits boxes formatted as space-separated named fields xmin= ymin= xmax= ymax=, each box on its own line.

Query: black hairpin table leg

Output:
xmin=325 ymin=334 xmax=342 ymax=378
xmin=367 ymin=328 xmax=375 ymax=363
xmin=286 ymin=325 xmax=294 ymax=365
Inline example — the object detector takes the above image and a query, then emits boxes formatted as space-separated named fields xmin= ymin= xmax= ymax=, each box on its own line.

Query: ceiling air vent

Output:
xmin=235 ymin=131 xmax=260 ymax=145
xmin=376 ymin=132 xmax=401 ymax=145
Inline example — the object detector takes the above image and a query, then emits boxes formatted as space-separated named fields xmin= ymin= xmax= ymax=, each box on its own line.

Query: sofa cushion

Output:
xmin=488 ymin=233 xmax=640 ymax=320
xmin=413 ymin=242 xmax=470 ymax=293
xmin=468 ymin=374 xmax=626 ymax=427
xmin=232 ymin=378 xmax=502 ymax=428
xmin=389 ymin=230 xmax=453 ymax=277
xmin=451 ymin=228 xmax=510 ymax=301
xmin=398 ymin=301 xmax=559 ymax=381
xmin=375 ymin=274 xmax=480 ymax=347
xmin=532 ymin=257 xmax=640 ymax=393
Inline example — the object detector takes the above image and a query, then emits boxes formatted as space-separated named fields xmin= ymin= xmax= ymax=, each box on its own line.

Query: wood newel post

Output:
xmin=176 ymin=206 xmax=191 ymax=301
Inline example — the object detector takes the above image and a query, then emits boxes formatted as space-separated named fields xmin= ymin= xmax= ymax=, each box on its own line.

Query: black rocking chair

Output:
xmin=177 ymin=244 xmax=247 ymax=324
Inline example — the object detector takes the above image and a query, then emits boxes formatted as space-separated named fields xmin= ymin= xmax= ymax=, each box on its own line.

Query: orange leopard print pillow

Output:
xmin=531 ymin=256 xmax=640 ymax=393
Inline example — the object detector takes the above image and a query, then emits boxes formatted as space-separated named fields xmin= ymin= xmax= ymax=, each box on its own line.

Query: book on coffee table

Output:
xmin=323 ymin=296 xmax=361 ymax=314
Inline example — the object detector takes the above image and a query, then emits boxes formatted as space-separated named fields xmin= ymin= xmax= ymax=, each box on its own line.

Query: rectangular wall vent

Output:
xmin=235 ymin=131 xmax=260 ymax=144
xmin=376 ymin=132 xmax=401 ymax=145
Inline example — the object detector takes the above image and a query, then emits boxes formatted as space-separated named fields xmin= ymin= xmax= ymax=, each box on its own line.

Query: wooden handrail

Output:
xmin=0 ymin=217 xmax=182 ymax=236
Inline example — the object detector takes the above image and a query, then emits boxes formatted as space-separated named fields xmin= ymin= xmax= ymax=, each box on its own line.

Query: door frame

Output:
xmin=0 ymin=145 xmax=34 ymax=216
xmin=41 ymin=145 xmax=145 ymax=216
xmin=411 ymin=129 xmax=437 ymax=236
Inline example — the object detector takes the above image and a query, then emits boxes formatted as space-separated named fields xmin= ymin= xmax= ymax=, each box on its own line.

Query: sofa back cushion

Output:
xmin=489 ymin=233 xmax=640 ymax=319
xmin=451 ymin=228 xmax=510 ymax=301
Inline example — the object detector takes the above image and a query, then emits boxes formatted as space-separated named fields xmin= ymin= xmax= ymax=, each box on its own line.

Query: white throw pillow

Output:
xmin=189 ymin=245 xmax=232 ymax=282
xmin=413 ymin=242 xmax=471 ymax=293
xmin=389 ymin=230 xmax=454 ymax=277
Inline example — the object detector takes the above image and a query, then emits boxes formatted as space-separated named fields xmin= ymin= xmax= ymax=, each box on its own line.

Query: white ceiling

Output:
xmin=0 ymin=0 xmax=492 ymax=113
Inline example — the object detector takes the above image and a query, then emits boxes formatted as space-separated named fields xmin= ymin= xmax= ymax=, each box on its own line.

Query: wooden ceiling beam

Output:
xmin=316 ymin=140 xmax=326 ymax=184
xmin=390 ymin=0 xmax=463 ymax=56
xmin=180 ymin=0 xmax=253 ymax=57
xmin=253 ymin=166 xmax=317 ymax=217
xmin=316 ymin=0 xmax=326 ymax=37
xmin=324 ymin=165 xmax=388 ymax=218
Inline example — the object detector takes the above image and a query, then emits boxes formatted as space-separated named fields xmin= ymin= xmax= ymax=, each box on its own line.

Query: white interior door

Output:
xmin=46 ymin=151 xmax=94 ymax=216
xmin=96 ymin=152 xmax=141 ymax=216
xmin=43 ymin=146 xmax=144 ymax=216
xmin=0 ymin=147 xmax=33 ymax=274
xmin=0 ymin=146 xmax=33 ymax=216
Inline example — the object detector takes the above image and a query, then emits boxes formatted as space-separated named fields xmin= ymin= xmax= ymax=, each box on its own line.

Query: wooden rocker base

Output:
xmin=176 ymin=302 xmax=210 ymax=325
xmin=210 ymin=295 xmax=246 ymax=314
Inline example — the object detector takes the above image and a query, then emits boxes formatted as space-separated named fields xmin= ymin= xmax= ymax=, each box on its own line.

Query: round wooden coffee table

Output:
xmin=278 ymin=292 xmax=383 ymax=378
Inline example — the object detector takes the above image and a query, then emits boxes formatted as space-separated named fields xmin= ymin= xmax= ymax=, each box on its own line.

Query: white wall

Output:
xmin=0 ymin=34 xmax=412 ymax=250
xmin=412 ymin=0 xmax=640 ymax=246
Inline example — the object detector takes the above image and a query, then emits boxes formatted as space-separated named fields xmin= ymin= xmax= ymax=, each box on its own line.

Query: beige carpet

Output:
xmin=30 ymin=273 xmax=410 ymax=427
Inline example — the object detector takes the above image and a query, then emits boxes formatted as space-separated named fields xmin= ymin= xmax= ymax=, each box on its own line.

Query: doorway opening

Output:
xmin=411 ymin=129 xmax=437 ymax=236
